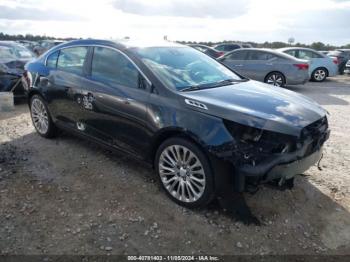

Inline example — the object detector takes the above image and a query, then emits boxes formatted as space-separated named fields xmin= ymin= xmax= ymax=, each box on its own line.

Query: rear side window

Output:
xmin=46 ymin=51 xmax=59 ymax=68
xmin=285 ymin=50 xmax=297 ymax=57
xmin=226 ymin=50 xmax=248 ymax=60
xmin=57 ymin=47 xmax=88 ymax=74
xmin=247 ymin=51 xmax=275 ymax=60
xmin=310 ymin=51 xmax=323 ymax=58
xmin=91 ymin=47 xmax=139 ymax=89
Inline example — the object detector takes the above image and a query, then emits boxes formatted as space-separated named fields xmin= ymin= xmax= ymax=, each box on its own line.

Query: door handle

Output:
xmin=235 ymin=64 xmax=243 ymax=67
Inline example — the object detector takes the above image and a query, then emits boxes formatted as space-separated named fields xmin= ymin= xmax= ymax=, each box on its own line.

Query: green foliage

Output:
xmin=0 ymin=32 xmax=76 ymax=41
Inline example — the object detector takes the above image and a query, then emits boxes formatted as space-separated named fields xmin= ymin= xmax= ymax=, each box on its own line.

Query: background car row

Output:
xmin=190 ymin=43 xmax=348 ymax=86
xmin=0 ymin=39 xmax=349 ymax=100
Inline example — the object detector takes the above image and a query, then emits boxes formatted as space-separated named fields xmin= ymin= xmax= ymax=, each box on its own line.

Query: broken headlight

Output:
xmin=224 ymin=120 xmax=297 ymax=165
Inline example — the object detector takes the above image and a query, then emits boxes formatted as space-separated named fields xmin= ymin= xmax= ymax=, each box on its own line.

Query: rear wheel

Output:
xmin=30 ymin=95 xmax=57 ymax=138
xmin=155 ymin=137 xmax=215 ymax=208
xmin=311 ymin=67 xmax=327 ymax=82
xmin=265 ymin=72 xmax=285 ymax=87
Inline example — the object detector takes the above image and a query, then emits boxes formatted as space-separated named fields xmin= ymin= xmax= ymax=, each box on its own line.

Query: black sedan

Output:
xmin=0 ymin=41 xmax=36 ymax=99
xmin=23 ymin=39 xmax=330 ymax=209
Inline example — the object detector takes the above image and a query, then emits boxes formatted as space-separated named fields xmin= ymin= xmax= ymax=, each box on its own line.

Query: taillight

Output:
xmin=333 ymin=57 xmax=339 ymax=65
xmin=217 ymin=51 xmax=225 ymax=58
xmin=294 ymin=63 xmax=309 ymax=70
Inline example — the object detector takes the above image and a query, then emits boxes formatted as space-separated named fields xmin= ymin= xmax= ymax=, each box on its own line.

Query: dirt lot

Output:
xmin=1 ymin=76 xmax=350 ymax=256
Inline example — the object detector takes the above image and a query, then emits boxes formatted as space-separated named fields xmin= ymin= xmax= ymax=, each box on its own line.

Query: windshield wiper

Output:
xmin=180 ymin=85 xmax=203 ymax=92
xmin=180 ymin=78 xmax=248 ymax=92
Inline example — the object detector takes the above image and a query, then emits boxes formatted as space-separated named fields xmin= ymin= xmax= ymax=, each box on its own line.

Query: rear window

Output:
xmin=57 ymin=47 xmax=88 ymax=74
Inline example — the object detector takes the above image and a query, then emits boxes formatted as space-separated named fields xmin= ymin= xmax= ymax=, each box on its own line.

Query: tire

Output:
xmin=30 ymin=94 xmax=57 ymax=138
xmin=155 ymin=137 xmax=215 ymax=208
xmin=264 ymin=72 xmax=286 ymax=87
xmin=311 ymin=67 xmax=327 ymax=82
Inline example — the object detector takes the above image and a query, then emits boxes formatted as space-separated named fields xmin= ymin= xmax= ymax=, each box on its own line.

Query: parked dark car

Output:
xmin=189 ymin=44 xmax=224 ymax=58
xmin=0 ymin=41 xmax=36 ymax=98
xmin=344 ymin=60 xmax=350 ymax=74
xmin=327 ymin=49 xmax=350 ymax=74
xmin=33 ymin=40 xmax=65 ymax=56
xmin=23 ymin=39 xmax=330 ymax=208
xmin=213 ymin=43 xmax=252 ymax=53
xmin=218 ymin=48 xmax=309 ymax=87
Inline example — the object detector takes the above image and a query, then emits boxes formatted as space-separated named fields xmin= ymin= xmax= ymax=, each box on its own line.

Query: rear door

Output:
xmin=44 ymin=46 xmax=90 ymax=128
xmin=243 ymin=51 xmax=276 ymax=81
xmin=80 ymin=46 xmax=152 ymax=155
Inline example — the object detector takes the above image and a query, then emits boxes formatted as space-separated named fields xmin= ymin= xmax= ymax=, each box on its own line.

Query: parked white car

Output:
xmin=278 ymin=47 xmax=338 ymax=82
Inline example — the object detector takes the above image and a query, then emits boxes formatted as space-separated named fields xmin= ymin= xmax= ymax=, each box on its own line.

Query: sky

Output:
xmin=0 ymin=0 xmax=349 ymax=45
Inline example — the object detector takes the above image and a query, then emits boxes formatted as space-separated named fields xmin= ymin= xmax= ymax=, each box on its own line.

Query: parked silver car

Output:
xmin=278 ymin=47 xmax=338 ymax=82
xmin=218 ymin=48 xmax=309 ymax=87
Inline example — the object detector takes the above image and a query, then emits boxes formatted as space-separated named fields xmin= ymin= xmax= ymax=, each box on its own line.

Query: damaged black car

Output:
xmin=23 ymin=39 xmax=330 ymax=210
xmin=0 ymin=41 xmax=35 ymax=99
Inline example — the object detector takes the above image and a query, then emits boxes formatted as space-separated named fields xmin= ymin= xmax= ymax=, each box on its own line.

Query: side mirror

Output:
xmin=39 ymin=76 xmax=49 ymax=87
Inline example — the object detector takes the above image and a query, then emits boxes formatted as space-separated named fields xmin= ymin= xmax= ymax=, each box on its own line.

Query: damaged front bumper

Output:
xmin=222 ymin=117 xmax=330 ymax=192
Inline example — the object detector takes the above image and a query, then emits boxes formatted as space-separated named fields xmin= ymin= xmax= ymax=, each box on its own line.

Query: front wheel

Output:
xmin=30 ymin=95 xmax=57 ymax=138
xmin=311 ymin=68 xmax=327 ymax=82
xmin=155 ymin=137 xmax=215 ymax=208
xmin=265 ymin=72 xmax=286 ymax=87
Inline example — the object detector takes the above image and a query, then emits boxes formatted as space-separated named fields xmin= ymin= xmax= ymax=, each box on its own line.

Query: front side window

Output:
xmin=91 ymin=47 xmax=139 ymax=89
xmin=46 ymin=51 xmax=59 ymax=68
xmin=57 ymin=46 xmax=88 ymax=74
xmin=132 ymin=46 xmax=242 ymax=91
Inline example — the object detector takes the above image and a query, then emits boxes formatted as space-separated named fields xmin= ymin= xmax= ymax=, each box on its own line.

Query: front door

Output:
xmin=79 ymin=46 xmax=151 ymax=155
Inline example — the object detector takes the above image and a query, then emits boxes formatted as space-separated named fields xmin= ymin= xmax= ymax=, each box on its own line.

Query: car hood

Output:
xmin=179 ymin=80 xmax=327 ymax=137
xmin=0 ymin=58 xmax=32 ymax=76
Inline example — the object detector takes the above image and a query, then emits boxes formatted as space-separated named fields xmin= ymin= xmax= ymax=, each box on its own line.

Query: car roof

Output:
xmin=47 ymin=39 xmax=185 ymax=54
xmin=278 ymin=47 xmax=320 ymax=52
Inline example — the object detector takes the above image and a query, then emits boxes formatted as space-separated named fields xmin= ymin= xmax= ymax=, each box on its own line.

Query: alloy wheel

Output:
xmin=158 ymin=145 xmax=206 ymax=203
xmin=314 ymin=69 xmax=326 ymax=81
xmin=31 ymin=97 xmax=49 ymax=135
xmin=267 ymin=74 xmax=284 ymax=86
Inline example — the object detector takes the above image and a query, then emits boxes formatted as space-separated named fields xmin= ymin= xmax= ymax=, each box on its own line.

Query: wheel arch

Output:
xmin=149 ymin=127 xmax=210 ymax=168
xmin=27 ymin=89 xmax=43 ymax=106
xmin=313 ymin=66 xmax=329 ymax=77
xmin=264 ymin=71 xmax=286 ymax=84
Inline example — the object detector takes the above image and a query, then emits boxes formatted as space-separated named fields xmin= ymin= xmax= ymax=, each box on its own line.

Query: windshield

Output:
xmin=132 ymin=46 xmax=242 ymax=91
xmin=0 ymin=45 xmax=35 ymax=59
xmin=0 ymin=47 xmax=16 ymax=60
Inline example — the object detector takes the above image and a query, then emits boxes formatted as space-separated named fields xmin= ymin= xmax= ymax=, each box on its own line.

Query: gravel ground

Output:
xmin=0 ymin=75 xmax=350 ymax=256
